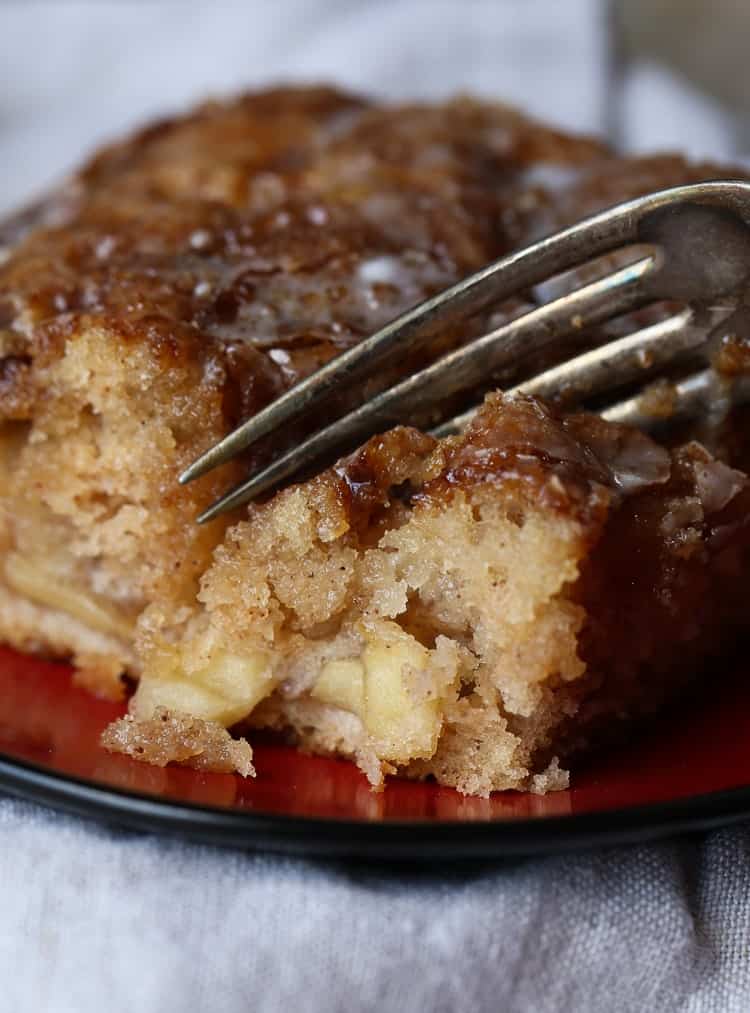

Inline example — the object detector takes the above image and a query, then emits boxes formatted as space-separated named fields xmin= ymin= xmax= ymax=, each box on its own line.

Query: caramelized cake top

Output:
xmin=4 ymin=84 xmax=742 ymax=437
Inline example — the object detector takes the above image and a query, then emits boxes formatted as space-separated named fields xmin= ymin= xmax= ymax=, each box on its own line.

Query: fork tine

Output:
xmin=433 ymin=305 xmax=713 ymax=436
xmin=601 ymin=369 xmax=750 ymax=429
xmin=179 ymin=181 xmax=735 ymax=487
xmin=515 ymin=308 xmax=698 ymax=404
xmin=195 ymin=256 xmax=654 ymax=521
xmin=440 ymin=313 xmax=747 ymax=440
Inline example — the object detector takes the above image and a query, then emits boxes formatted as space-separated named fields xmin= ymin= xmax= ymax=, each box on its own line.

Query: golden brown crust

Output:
xmin=0 ymin=88 xmax=609 ymax=433
xmin=2 ymin=88 xmax=745 ymax=480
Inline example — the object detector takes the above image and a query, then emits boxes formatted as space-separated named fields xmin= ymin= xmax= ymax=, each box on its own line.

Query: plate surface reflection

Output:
xmin=0 ymin=646 xmax=749 ymax=825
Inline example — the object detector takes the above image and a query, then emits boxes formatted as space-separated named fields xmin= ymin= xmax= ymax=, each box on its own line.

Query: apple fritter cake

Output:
xmin=2 ymin=86 xmax=749 ymax=794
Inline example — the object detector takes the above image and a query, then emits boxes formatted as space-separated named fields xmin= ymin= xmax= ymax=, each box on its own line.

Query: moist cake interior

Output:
xmin=103 ymin=394 xmax=750 ymax=794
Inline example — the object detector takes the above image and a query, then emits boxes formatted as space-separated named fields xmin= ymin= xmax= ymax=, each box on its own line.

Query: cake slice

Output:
xmin=1 ymin=85 xmax=749 ymax=795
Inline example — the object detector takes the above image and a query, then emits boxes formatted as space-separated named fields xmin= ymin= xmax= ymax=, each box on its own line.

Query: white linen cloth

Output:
xmin=3 ymin=797 xmax=750 ymax=1013
xmin=0 ymin=3 xmax=748 ymax=1010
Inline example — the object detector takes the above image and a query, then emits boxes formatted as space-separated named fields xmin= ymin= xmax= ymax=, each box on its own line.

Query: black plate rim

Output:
xmin=1 ymin=751 xmax=749 ymax=860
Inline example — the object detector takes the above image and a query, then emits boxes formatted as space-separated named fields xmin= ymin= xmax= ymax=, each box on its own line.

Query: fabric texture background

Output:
xmin=0 ymin=3 xmax=748 ymax=1010
xmin=3 ymin=798 xmax=750 ymax=1013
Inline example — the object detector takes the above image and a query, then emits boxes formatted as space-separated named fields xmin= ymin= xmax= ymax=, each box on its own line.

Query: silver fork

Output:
xmin=181 ymin=181 xmax=750 ymax=523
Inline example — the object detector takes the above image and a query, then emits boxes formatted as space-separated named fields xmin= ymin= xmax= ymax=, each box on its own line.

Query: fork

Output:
xmin=181 ymin=181 xmax=750 ymax=523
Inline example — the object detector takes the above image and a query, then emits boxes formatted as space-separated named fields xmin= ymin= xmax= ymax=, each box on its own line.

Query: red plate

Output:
xmin=0 ymin=644 xmax=748 ymax=858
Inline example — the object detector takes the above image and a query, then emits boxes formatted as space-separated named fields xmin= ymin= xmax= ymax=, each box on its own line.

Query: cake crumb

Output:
xmin=101 ymin=707 xmax=254 ymax=776
xmin=529 ymin=758 xmax=569 ymax=794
